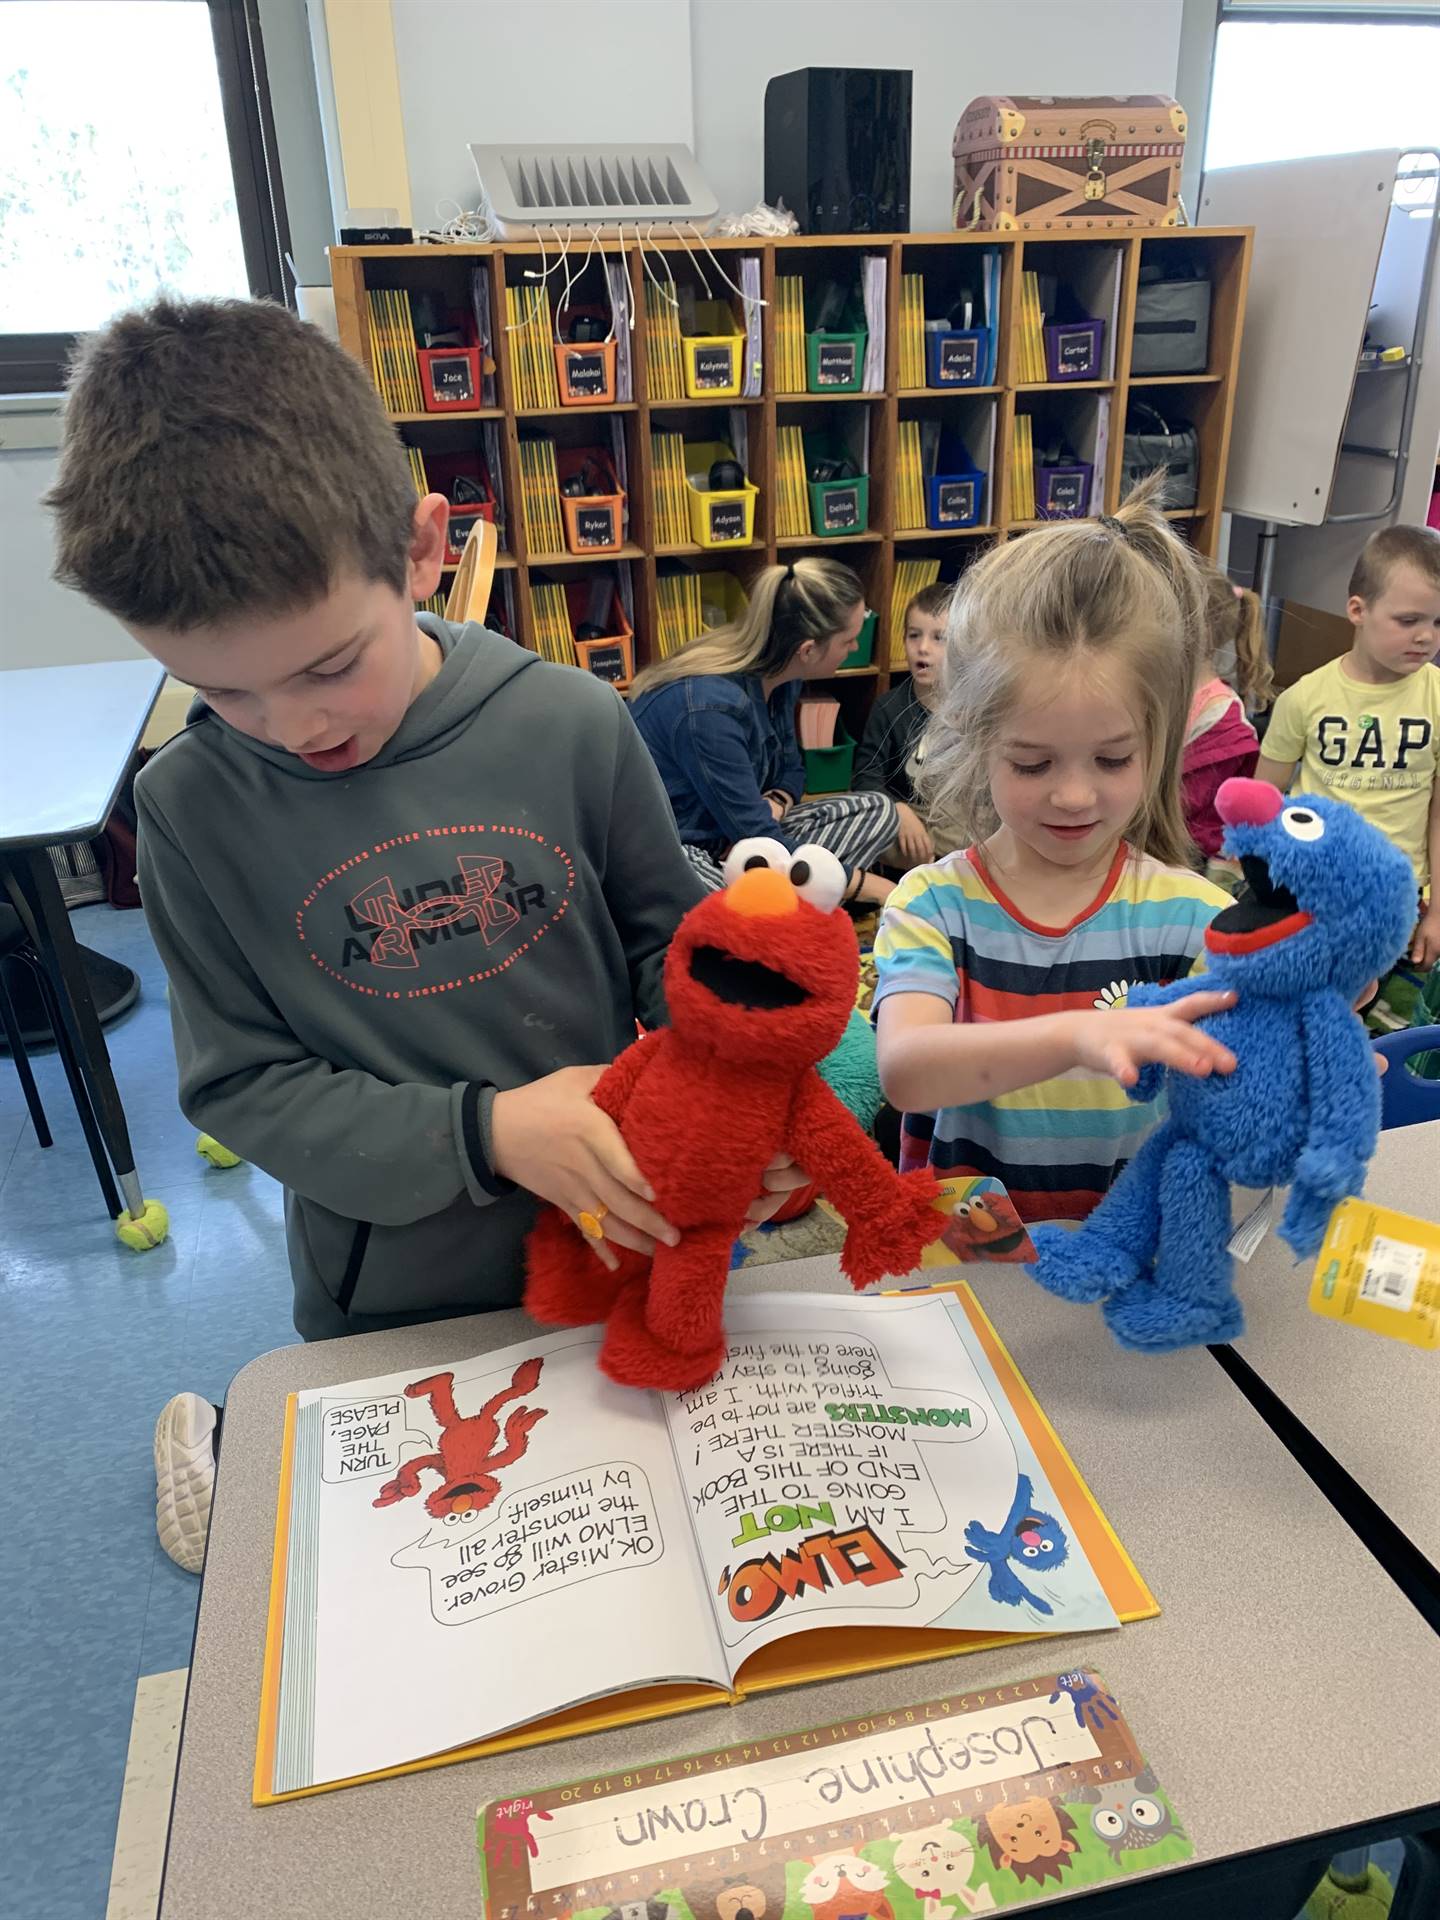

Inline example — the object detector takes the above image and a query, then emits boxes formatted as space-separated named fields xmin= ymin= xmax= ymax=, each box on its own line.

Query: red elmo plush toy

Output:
xmin=524 ymin=837 xmax=942 ymax=1390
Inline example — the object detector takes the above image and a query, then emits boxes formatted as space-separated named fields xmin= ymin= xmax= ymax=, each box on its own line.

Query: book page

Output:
xmin=265 ymin=1327 xmax=722 ymax=1796
xmin=663 ymin=1294 xmax=1119 ymax=1681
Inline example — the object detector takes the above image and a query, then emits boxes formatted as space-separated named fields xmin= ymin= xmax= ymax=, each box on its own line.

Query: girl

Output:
xmin=873 ymin=486 xmax=1238 ymax=1224
xmin=1182 ymin=567 xmax=1271 ymax=882
xmin=630 ymin=558 xmax=901 ymax=905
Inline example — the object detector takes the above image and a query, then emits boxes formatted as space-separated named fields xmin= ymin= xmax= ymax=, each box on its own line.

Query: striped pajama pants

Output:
xmin=681 ymin=791 xmax=899 ymax=892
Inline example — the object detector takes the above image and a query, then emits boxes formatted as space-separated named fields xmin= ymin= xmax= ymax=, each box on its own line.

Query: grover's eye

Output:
xmin=723 ymin=837 xmax=790 ymax=884
xmin=788 ymin=844 xmax=847 ymax=912
xmin=1020 ymin=1544 xmax=1039 ymax=1558
xmin=1281 ymin=807 xmax=1325 ymax=843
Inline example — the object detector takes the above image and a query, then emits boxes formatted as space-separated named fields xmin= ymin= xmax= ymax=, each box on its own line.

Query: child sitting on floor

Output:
xmin=1182 ymin=566 xmax=1270 ymax=889
xmin=854 ymin=582 xmax=964 ymax=867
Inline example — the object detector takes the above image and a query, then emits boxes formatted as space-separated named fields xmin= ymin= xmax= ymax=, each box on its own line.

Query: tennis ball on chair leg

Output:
xmin=115 ymin=1198 xmax=171 ymax=1251
xmin=195 ymin=1133 xmax=243 ymax=1170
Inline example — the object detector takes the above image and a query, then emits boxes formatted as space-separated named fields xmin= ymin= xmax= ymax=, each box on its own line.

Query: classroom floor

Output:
xmin=0 ymin=903 xmax=1411 ymax=1919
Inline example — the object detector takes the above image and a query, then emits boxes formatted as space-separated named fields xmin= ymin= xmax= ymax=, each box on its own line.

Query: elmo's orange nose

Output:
xmin=971 ymin=1203 xmax=997 ymax=1235
xmin=726 ymin=865 xmax=799 ymax=918
xmin=449 ymin=1495 xmax=473 ymax=1514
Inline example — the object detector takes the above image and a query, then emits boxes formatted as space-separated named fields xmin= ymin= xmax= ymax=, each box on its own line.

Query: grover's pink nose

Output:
xmin=1216 ymin=777 xmax=1283 ymax=828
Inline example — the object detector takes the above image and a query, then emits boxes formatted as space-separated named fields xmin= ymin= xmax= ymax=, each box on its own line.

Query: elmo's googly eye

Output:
xmin=722 ymin=837 xmax=791 ymax=885
xmin=1281 ymin=807 xmax=1324 ymax=843
xmin=787 ymin=844 xmax=847 ymax=912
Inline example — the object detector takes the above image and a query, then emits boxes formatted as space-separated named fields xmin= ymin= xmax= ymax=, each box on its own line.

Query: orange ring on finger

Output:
xmin=577 ymin=1204 xmax=609 ymax=1241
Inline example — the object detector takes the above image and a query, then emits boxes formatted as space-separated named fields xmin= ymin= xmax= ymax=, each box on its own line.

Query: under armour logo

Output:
xmin=349 ymin=854 xmax=519 ymax=968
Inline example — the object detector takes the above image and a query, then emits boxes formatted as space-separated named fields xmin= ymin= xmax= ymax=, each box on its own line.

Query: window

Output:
xmin=0 ymin=0 xmax=290 ymax=393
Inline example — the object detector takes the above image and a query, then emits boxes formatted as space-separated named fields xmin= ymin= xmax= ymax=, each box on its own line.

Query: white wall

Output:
xmin=0 ymin=442 xmax=143 ymax=669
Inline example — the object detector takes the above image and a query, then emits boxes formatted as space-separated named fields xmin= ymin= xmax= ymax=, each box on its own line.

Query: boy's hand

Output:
xmin=1413 ymin=904 xmax=1440 ymax=970
xmin=1067 ymin=991 xmax=1238 ymax=1089
xmin=895 ymin=802 xmax=935 ymax=870
xmin=491 ymin=1068 xmax=680 ymax=1272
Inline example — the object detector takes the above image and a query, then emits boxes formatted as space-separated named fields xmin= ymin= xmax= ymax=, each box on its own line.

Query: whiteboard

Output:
xmin=1202 ymin=149 xmax=1399 ymax=526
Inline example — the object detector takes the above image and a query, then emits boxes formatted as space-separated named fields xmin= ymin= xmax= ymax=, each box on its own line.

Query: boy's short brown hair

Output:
xmin=1348 ymin=523 xmax=1440 ymax=603
xmin=903 ymin=581 xmax=954 ymax=629
xmin=47 ymin=297 xmax=416 ymax=632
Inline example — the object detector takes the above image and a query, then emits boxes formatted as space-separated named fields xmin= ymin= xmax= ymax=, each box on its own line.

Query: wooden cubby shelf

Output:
xmin=332 ymin=226 xmax=1250 ymax=709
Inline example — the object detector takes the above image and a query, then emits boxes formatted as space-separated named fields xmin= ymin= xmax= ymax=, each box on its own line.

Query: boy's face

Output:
xmin=904 ymin=610 xmax=946 ymax=692
xmin=1348 ymin=562 xmax=1440 ymax=680
xmin=126 ymin=497 xmax=448 ymax=772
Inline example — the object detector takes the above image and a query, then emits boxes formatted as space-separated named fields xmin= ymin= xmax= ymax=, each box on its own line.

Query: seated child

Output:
xmin=873 ymin=487 xmax=1237 ymax=1223
xmin=854 ymin=582 xmax=964 ymax=867
xmin=1257 ymin=522 xmax=1440 ymax=974
xmin=1182 ymin=567 xmax=1270 ymax=889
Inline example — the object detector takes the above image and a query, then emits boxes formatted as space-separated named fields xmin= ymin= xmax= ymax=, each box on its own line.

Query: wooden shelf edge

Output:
xmin=775 ymin=532 xmax=883 ymax=548
xmin=389 ymin=408 xmax=504 ymax=423
xmin=526 ymin=544 xmax=646 ymax=568
xmin=515 ymin=402 xmax=639 ymax=417
xmin=1128 ymin=373 xmax=1223 ymax=387
xmin=1014 ymin=379 xmax=1115 ymax=394
xmin=893 ymin=525 xmax=999 ymax=541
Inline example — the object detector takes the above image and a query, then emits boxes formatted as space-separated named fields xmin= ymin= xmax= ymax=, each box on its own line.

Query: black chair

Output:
xmin=0 ymin=902 xmax=121 ymax=1213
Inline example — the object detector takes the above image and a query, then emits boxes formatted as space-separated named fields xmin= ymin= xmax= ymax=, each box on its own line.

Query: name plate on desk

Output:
xmin=477 ymin=1670 xmax=1191 ymax=1915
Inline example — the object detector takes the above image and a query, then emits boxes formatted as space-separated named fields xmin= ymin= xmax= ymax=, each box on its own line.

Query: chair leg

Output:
xmin=23 ymin=955 xmax=122 ymax=1216
xmin=0 ymin=957 xmax=52 ymax=1149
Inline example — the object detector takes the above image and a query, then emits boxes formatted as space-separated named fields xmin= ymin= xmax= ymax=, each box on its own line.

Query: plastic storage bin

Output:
xmin=696 ymin=570 xmax=751 ymax=627
xmin=806 ymin=329 xmax=868 ymax=393
xmin=925 ymin=328 xmax=989 ymax=388
xmin=840 ymin=609 xmax=878 ymax=670
xmin=684 ymin=441 xmax=758 ymax=548
xmin=557 ymin=447 xmax=625 ymax=555
xmin=1036 ymin=461 xmax=1093 ymax=519
xmin=553 ymin=338 xmax=617 ymax=406
xmin=926 ymin=467 xmax=985 ymax=530
xmin=808 ymin=469 xmax=870 ymax=537
xmin=682 ymin=302 xmax=745 ymax=399
xmin=1043 ymin=318 xmax=1106 ymax=382
xmin=803 ymin=736 xmax=856 ymax=794
xmin=418 ymin=345 xmax=483 ymax=412
xmin=566 ymin=581 xmax=634 ymax=686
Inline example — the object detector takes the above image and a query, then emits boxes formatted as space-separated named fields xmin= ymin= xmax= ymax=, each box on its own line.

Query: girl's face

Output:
xmin=988 ymin=667 xmax=1147 ymax=868
xmin=795 ymin=599 xmax=867 ymax=680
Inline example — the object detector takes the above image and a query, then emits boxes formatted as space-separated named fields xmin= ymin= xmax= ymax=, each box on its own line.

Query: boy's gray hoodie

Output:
xmin=136 ymin=618 xmax=701 ymax=1339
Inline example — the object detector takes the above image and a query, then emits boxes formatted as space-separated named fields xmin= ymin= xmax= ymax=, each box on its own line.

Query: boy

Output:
xmin=1257 ymin=523 xmax=1440 ymax=970
xmin=48 ymin=298 xmax=799 ymax=1569
xmin=853 ymin=583 xmax=958 ymax=867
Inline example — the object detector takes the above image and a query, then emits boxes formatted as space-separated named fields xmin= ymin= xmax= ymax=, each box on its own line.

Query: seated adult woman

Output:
xmin=630 ymin=558 xmax=899 ymax=905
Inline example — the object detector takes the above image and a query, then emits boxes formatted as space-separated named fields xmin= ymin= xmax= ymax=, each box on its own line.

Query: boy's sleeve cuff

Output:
xmin=456 ymin=1081 xmax=517 ymax=1204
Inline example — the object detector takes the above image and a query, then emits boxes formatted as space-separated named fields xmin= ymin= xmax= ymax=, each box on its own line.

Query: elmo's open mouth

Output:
xmin=979 ymin=1228 xmax=1026 ymax=1256
xmin=690 ymin=944 xmax=809 ymax=1010
xmin=1206 ymin=854 xmax=1313 ymax=954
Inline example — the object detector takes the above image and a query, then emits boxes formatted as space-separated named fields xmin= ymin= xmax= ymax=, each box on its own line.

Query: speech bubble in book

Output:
xmin=391 ymin=1461 xmax=667 ymax=1628
xmin=319 ymin=1395 xmax=432 ymax=1484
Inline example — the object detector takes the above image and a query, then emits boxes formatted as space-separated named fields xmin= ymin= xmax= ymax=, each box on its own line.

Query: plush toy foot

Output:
xmin=1029 ymin=1222 xmax=1140 ymax=1304
xmin=1102 ymin=1282 xmax=1244 ymax=1352
xmin=1278 ymin=1181 xmax=1344 ymax=1260
xmin=841 ymin=1167 xmax=944 ymax=1290
xmin=599 ymin=1280 xmax=727 ymax=1393
xmin=523 ymin=1208 xmax=640 ymax=1326
xmin=115 ymin=1198 xmax=170 ymax=1251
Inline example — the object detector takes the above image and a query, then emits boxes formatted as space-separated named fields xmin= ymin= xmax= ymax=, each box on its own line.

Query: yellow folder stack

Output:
xmin=1018 ymin=271 xmax=1047 ymax=384
xmin=530 ymin=581 xmax=576 ymax=666
xmin=776 ymin=425 xmax=809 ymax=538
xmin=648 ymin=434 xmax=690 ymax=547
xmin=890 ymin=557 xmax=943 ymax=665
xmin=1011 ymin=413 xmax=1036 ymax=521
xmin=774 ymin=277 xmax=806 ymax=394
xmin=656 ymin=570 xmax=704 ymax=659
xmin=519 ymin=438 xmax=565 ymax=556
xmin=366 ymin=289 xmax=425 ymax=413
xmin=405 ymin=446 xmax=429 ymax=499
xmin=899 ymin=273 xmax=926 ymax=390
xmin=644 ymin=281 xmax=686 ymax=402
xmin=505 ymin=285 xmax=560 ymax=410
xmin=896 ymin=420 xmax=926 ymax=530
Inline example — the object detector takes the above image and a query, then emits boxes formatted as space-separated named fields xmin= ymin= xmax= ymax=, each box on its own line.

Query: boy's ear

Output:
xmin=407 ymin=492 xmax=450 ymax=600
xmin=1346 ymin=593 xmax=1367 ymax=628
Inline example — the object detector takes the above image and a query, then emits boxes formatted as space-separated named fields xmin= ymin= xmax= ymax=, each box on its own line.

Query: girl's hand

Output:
xmin=491 ymin=1068 xmax=680 ymax=1272
xmin=1413 ymin=905 xmax=1440 ymax=971
xmin=747 ymin=1153 xmax=812 ymax=1224
xmin=895 ymin=802 xmax=935 ymax=870
xmin=765 ymin=790 xmax=793 ymax=822
xmin=1068 ymin=990 xmax=1239 ymax=1089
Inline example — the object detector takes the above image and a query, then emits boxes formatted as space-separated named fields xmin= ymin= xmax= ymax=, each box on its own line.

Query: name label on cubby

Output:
xmin=429 ymin=355 xmax=475 ymax=403
xmin=707 ymin=498 xmax=748 ymax=543
xmin=580 ymin=642 xmax=627 ymax=683
xmin=938 ymin=335 xmax=981 ymax=384
xmin=821 ymin=485 xmax=862 ymax=531
xmin=693 ymin=344 xmax=736 ymax=389
xmin=817 ymin=340 xmax=859 ymax=386
xmin=935 ymin=479 xmax=977 ymax=525
xmin=575 ymin=504 xmax=618 ymax=547
xmin=561 ymin=350 xmax=609 ymax=399
xmin=446 ymin=508 xmax=489 ymax=561
xmin=1056 ymin=328 xmax=1096 ymax=373
xmin=1042 ymin=472 xmax=1088 ymax=516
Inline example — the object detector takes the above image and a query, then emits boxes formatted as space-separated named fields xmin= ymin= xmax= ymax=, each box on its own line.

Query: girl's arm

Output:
xmin=876 ymin=988 xmax=1238 ymax=1112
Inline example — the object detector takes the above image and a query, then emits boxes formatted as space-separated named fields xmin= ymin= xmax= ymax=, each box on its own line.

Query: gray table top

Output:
xmin=161 ymin=1255 xmax=1440 ymax=1919
xmin=0 ymin=659 xmax=164 ymax=849
xmin=1232 ymin=1119 xmax=1440 ymax=1566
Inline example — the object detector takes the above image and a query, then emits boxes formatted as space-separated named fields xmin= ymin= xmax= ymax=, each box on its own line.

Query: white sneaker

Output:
xmin=154 ymin=1392 xmax=217 ymax=1574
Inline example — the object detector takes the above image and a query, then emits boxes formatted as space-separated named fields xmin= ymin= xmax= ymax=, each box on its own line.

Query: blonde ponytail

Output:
xmin=631 ymin=557 xmax=865 ymax=696
xmin=1199 ymin=565 xmax=1273 ymax=711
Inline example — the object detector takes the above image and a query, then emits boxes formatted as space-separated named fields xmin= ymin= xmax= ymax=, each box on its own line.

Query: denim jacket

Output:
xmin=630 ymin=672 xmax=806 ymax=855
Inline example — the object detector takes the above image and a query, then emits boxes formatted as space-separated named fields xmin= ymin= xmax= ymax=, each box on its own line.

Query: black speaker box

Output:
xmin=764 ymin=66 xmax=912 ymax=234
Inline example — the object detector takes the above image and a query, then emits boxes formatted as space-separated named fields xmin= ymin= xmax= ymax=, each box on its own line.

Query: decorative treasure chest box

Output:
xmin=953 ymin=95 xmax=1187 ymax=231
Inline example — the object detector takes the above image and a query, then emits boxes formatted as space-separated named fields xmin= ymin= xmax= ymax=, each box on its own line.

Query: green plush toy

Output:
xmin=818 ymin=1006 xmax=885 ymax=1129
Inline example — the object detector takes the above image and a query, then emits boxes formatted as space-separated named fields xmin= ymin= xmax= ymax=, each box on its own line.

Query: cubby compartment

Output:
xmin=775 ymin=398 xmax=876 ymax=542
xmin=896 ymin=394 xmax=998 ymax=535
xmin=898 ymin=241 xmax=1001 ymax=391
xmin=518 ymin=412 xmax=638 ymax=563
xmin=400 ymin=417 xmax=510 ymax=561
xmin=773 ymin=245 xmax=889 ymax=397
xmin=500 ymin=242 xmax=634 ymax=410
xmin=1011 ymin=389 xmax=1112 ymax=525
xmin=1013 ymin=240 xmax=1125 ymax=387
xmin=642 ymin=251 xmax=764 ymax=404
xmin=1133 ymin=232 xmax=1246 ymax=381
xmin=654 ymin=558 xmax=759 ymax=663
xmin=527 ymin=562 xmax=637 ymax=683
xmin=649 ymin=405 xmax=763 ymax=552
xmin=360 ymin=255 xmax=501 ymax=419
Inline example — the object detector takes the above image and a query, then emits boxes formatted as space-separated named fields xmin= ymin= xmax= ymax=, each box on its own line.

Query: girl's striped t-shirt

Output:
xmin=873 ymin=844 xmax=1230 ymax=1221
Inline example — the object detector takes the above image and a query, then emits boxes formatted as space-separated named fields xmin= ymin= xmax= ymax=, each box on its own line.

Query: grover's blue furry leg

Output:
xmin=1103 ymin=1140 xmax=1243 ymax=1351
xmin=1029 ymin=1124 xmax=1171 ymax=1304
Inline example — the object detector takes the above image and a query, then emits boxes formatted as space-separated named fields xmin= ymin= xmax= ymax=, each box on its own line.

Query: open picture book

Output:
xmin=256 ymin=1287 xmax=1154 ymax=1803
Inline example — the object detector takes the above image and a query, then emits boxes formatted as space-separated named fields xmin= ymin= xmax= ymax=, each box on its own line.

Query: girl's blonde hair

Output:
xmin=630 ymin=557 xmax=864 ymax=695
xmin=917 ymin=473 xmax=1205 ymax=870
xmin=1199 ymin=563 xmax=1273 ymax=711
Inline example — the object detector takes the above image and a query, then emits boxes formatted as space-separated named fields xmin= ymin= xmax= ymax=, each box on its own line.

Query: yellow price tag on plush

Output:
xmin=1308 ymin=1198 xmax=1440 ymax=1349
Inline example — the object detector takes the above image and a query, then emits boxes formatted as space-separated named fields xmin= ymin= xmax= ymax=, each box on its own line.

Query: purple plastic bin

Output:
xmin=1044 ymin=318 xmax=1105 ymax=382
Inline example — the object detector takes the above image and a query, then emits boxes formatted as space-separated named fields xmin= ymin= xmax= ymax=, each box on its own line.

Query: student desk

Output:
xmin=1223 ymin=1119 xmax=1440 ymax=1627
xmin=0 ymin=659 xmax=163 ymax=1219
xmin=160 ymin=1260 xmax=1440 ymax=1920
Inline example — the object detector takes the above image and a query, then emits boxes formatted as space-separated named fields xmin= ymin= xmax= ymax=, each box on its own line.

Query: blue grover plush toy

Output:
xmin=1029 ymin=777 xmax=1416 ymax=1352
